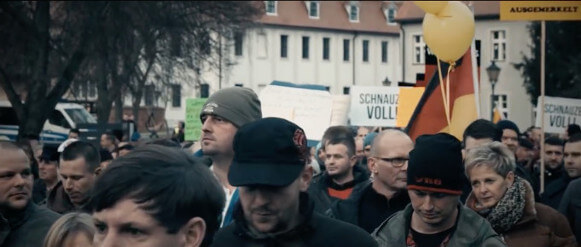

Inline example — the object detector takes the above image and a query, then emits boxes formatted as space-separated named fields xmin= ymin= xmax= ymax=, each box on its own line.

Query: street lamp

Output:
xmin=486 ymin=61 xmax=501 ymax=120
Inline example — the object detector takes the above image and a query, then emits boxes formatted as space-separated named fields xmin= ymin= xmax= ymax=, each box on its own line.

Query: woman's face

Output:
xmin=468 ymin=165 xmax=514 ymax=209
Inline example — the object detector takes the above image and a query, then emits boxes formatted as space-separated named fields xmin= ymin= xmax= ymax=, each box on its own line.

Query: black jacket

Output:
xmin=541 ymin=171 xmax=571 ymax=210
xmin=307 ymin=165 xmax=370 ymax=214
xmin=0 ymin=202 xmax=60 ymax=247
xmin=559 ymin=178 xmax=581 ymax=244
xmin=212 ymin=193 xmax=377 ymax=247
xmin=327 ymin=183 xmax=410 ymax=233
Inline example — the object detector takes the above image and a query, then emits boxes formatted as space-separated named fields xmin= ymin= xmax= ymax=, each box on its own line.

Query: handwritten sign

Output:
xmin=184 ymin=98 xmax=206 ymax=141
xmin=535 ymin=96 xmax=581 ymax=134
xmin=260 ymin=85 xmax=332 ymax=141
xmin=500 ymin=1 xmax=581 ymax=21
xmin=349 ymin=86 xmax=399 ymax=126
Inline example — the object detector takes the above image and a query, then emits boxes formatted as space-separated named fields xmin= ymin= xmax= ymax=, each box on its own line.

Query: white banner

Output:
xmin=260 ymin=85 xmax=332 ymax=141
xmin=349 ymin=86 xmax=399 ymax=126
xmin=535 ymin=96 xmax=581 ymax=134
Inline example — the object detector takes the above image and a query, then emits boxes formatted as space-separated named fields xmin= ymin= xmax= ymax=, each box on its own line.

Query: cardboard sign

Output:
xmin=330 ymin=95 xmax=351 ymax=126
xmin=349 ymin=86 xmax=399 ymax=126
xmin=500 ymin=1 xmax=581 ymax=21
xmin=184 ymin=98 xmax=206 ymax=141
xmin=260 ymin=85 xmax=333 ymax=141
xmin=396 ymin=87 xmax=425 ymax=127
xmin=535 ymin=96 xmax=581 ymax=134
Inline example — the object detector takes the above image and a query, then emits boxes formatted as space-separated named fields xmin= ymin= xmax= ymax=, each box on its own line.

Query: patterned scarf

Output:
xmin=477 ymin=176 xmax=526 ymax=233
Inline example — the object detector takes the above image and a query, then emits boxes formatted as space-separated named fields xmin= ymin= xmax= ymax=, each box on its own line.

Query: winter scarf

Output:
xmin=476 ymin=176 xmax=526 ymax=233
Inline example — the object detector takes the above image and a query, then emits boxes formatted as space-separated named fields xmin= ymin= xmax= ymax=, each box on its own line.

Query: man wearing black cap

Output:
xmin=198 ymin=87 xmax=262 ymax=228
xmin=32 ymin=145 xmax=60 ymax=204
xmin=496 ymin=119 xmax=539 ymax=200
xmin=372 ymin=133 xmax=505 ymax=246
xmin=212 ymin=118 xmax=377 ymax=247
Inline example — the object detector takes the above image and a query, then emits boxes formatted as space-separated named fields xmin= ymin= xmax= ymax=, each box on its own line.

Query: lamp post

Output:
xmin=486 ymin=61 xmax=501 ymax=120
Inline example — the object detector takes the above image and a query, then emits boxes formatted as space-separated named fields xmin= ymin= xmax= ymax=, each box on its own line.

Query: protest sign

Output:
xmin=184 ymin=98 xmax=206 ymax=141
xmin=349 ymin=86 xmax=399 ymax=126
xmin=535 ymin=96 xmax=581 ymax=133
xmin=260 ymin=85 xmax=332 ymax=141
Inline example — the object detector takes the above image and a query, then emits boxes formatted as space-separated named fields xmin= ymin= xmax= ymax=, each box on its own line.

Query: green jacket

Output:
xmin=371 ymin=203 xmax=506 ymax=247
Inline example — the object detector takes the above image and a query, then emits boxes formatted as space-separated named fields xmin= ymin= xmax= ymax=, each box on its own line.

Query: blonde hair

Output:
xmin=43 ymin=212 xmax=95 ymax=247
xmin=464 ymin=141 xmax=516 ymax=178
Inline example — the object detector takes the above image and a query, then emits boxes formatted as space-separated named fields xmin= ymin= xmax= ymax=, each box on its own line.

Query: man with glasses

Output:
xmin=327 ymin=129 xmax=412 ymax=233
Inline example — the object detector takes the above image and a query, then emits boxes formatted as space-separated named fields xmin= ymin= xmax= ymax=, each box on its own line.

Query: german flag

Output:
xmin=405 ymin=46 xmax=479 ymax=141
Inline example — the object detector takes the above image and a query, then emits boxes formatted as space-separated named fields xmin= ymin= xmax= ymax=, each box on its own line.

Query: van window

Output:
xmin=0 ymin=107 xmax=19 ymax=125
xmin=48 ymin=110 xmax=71 ymax=129
xmin=64 ymin=108 xmax=96 ymax=125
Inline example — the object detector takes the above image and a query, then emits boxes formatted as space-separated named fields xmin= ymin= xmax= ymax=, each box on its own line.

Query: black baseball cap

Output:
xmin=40 ymin=145 xmax=59 ymax=162
xmin=228 ymin=117 xmax=309 ymax=187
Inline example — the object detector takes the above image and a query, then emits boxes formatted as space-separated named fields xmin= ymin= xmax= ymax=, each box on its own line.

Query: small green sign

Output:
xmin=185 ymin=98 xmax=207 ymax=141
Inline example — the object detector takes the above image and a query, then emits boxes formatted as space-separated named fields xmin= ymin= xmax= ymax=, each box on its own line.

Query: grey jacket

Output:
xmin=372 ymin=203 xmax=507 ymax=247
xmin=0 ymin=202 xmax=60 ymax=247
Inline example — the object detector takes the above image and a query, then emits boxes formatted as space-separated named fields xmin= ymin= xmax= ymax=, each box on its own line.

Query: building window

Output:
xmin=491 ymin=30 xmax=506 ymax=61
xmin=362 ymin=40 xmax=369 ymax=62
xmin=302 ymin=36 xmax=309 ymax=59
xmin=349 ymin=4 xmax=359 ymax=22
xmin=493 ymin=94 xmax=509 ymax=119
xmin=387 ymin=7 xmax=397 ymax=24
xmin=343 ymin=39 xmax=350 ymax=61
xmin=323 ymin=37 xmax=330 ymax=60
xmin=280 ymin=35 xmax=288 ymax=58
xmin=381 ymin=41 xmax=388 ymax=63
xmin=234 ymin=32 xmax=243 ymax=56
xmin=413 ymin=35 xmax=425 ymax=64
xmin=309 ymin=1 xmax=319 ymax=18
xmin=265 ymin=1 xmax=277 ymax=15
xmin=171 ymin=84 xmax=181 ymax=107
xmin=145 ymin=85 xmax=155 ymax=106
xmin=257 ymin=33 xmax=267 ymax=58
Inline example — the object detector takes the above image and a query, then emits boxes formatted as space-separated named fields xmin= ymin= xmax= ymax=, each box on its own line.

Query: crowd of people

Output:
xmin=1 ymin=86 xmax=580 ymax=247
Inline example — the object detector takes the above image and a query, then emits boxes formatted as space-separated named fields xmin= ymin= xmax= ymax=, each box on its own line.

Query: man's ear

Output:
xmin=182 ymin=217 xmax=206 ymax=247
xmin=299 ymin=165 xmax=313 ymax=191
xmin=368 ymin=157 xmax=377 ymax=174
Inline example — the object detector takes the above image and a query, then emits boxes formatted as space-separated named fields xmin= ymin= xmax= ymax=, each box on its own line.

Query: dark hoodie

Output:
xmin=212 ymin=193 xmax=377 ymax=247
xmin=307 ymin=164 xmax=370 ymax=213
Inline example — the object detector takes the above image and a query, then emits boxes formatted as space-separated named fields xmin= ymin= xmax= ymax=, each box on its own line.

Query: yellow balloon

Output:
xmin=414 ymin=1 xmax=448 ymax=15
xmin=422 ymin=1 xmax=475 ymax=63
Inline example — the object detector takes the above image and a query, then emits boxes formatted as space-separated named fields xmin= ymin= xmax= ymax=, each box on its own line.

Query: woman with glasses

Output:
xmin=464 ymin=142 xmax=576 ymax=247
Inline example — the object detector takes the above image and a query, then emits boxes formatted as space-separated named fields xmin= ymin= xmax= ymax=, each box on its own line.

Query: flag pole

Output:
xmin=539 ymin=21 xmax=546 ymax=195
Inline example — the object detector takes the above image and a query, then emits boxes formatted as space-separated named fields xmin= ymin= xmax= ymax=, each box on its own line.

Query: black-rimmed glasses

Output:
xmin=374 ymin=157 xmax=409 ymax=167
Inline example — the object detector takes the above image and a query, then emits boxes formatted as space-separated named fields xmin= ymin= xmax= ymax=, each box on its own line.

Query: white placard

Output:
xmin=535 ymin=96 xmax=581 ymax=134
xmin=349 ymin=86 xmax=399 ymax=126
xmin=330 ymin=95 xmax=351 ymax=126
xmin=260 ymin=85 xmax=333 ymax=141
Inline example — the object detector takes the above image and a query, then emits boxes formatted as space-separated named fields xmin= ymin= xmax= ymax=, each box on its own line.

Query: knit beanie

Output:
xmin=407 ymin=133 xmax=464 ymax=195
xmin=496 ymin=120 xmax=520 ymax=136
xmin=363 ymin=132 xmax=378 ymax=147
xmin=200 ymin=87 xmax=262 ymax=128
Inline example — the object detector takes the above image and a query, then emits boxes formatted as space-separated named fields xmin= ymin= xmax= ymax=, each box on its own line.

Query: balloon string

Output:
xmin=437 ymin=60 xmax=451 ymax=127
xmin=447 ymin=62 xmax=455 ymax=126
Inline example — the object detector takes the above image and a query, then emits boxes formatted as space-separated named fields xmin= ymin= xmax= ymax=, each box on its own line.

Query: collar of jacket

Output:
xmin=232 ymin=192 xmax=316 ymax=241
xmin=372 ymin=202 xmax=488 ymax=245
xmin=1 ymin=201 xmax=34 ymax=230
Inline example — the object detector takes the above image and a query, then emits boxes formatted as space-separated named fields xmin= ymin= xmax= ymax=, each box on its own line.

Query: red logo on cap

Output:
xmin=293 ymin=129 xmax=307 ymax=159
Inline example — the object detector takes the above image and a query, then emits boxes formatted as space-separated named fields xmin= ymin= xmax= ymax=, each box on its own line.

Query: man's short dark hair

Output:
xmin=69 ymin=128 xmax=80 ymax=135
xmin=61 ymin=141 xmax=100 ymax=172
xmin=90 ymin=145 xmax=224 ymax=247
xmin=321 ymin=126 xmax=354 ymax=150
xmin=545 ymin=136 xmax=564 ymax=147
xmin=568 ymin=124 xmax=581 ymax=137
xmin=147 ymin=138 xmax=181 ymax=148
xmin=567 ymin=133 xmax=581 ymax=144
xmin=463 ymin=119 xmax=502 ymax=143
xmin=326 ymin=137 xmax=356 ymax=157
xmin=102 ymin=132 xmax=116 ymax=143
